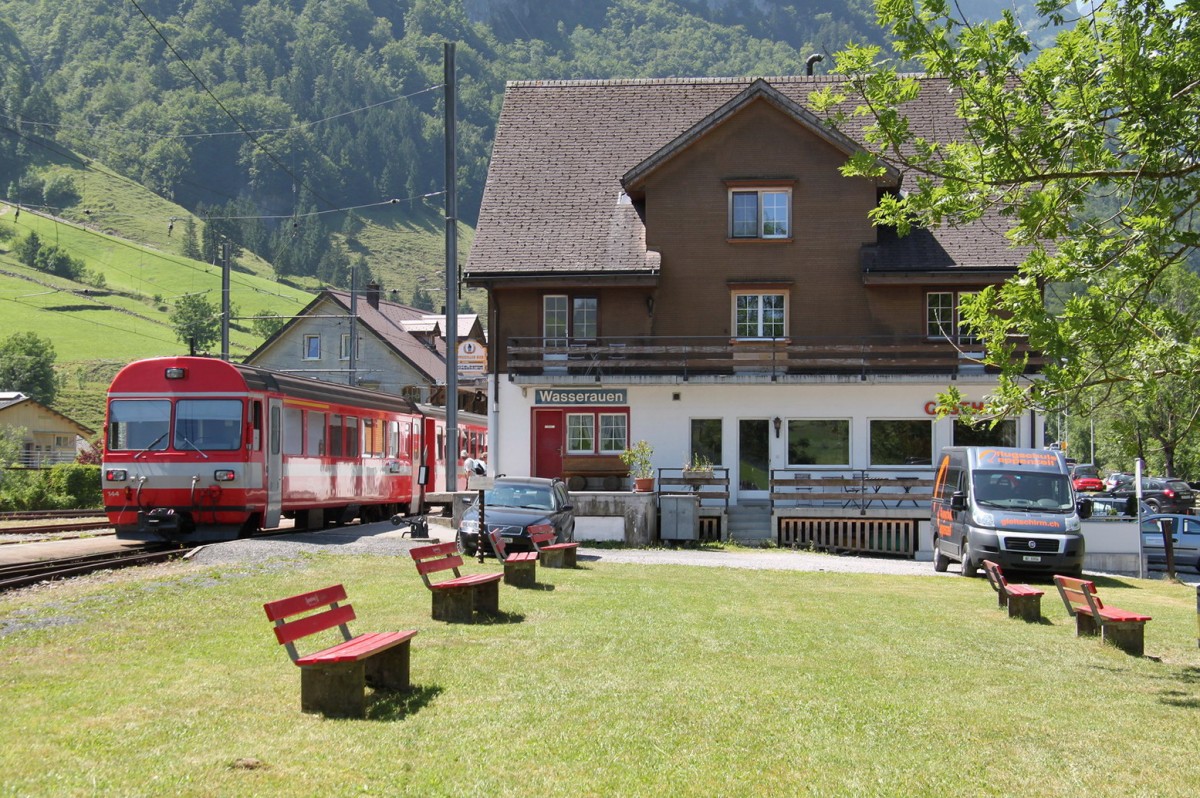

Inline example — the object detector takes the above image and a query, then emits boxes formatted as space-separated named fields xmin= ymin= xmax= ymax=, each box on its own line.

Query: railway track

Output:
xmin=0 ymin=509 xmax=101 ymax=522
xmin=0 ymin=546 xmax=184 ymax=592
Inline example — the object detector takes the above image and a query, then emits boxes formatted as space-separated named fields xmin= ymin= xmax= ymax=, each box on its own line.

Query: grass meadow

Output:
xmin=1 ymin=551 xmax=1198 ymax=797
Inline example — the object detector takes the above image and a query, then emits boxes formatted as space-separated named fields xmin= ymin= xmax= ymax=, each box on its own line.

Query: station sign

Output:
xmin=534 ymin=388 xmax=628 ymax=405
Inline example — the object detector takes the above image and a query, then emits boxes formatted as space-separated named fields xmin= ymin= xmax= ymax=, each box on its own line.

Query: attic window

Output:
xmin=728 ymin=187 xmax=791 ymax=240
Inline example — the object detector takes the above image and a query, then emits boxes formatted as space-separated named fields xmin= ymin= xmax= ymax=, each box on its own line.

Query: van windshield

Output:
xmin=973 ymin=470 xmax=1074 ymax=512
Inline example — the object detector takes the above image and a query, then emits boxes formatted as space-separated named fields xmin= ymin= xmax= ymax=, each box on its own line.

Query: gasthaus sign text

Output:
xmin=534 ymin=388 xmax=628 ymax=405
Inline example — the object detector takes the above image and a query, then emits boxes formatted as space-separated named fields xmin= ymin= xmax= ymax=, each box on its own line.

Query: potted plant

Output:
xmin=619 ymin=439 xmax=655 ymax=492
xmin=681 ymin=452 xmax=714 ymax=478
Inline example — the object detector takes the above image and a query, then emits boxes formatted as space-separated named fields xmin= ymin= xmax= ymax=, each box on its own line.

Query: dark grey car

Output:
xmin=1109 ymin=477 xmax=1195 ymax=514
xmin=456 ymin=476 xmax=575 ymax=556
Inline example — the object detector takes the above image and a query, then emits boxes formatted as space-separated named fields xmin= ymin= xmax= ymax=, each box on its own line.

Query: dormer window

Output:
xmin=727 ymin=182 xmax=793 ymax=240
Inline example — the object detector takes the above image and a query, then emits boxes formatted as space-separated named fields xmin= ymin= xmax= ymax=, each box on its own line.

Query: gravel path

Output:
xmin=188 ymin=517 xmax=946 ymax=577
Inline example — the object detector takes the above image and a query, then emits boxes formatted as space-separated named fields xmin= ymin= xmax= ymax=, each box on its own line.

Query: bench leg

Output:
xmin=473 ymin=580 xmax=500 ymax=616
xmin=1075 ymin=613 xmax=1099 ymax=637
xmin=540 ymin=549 xmax=566 ymax=569
xmin=300 ymin=662 xmax=365 ymax=718
xmin=504 ymin=559 xmax=537 ymax=588
xmin=1007 ymin=593 xmax=1041 ymax=622
xmin=562 ymin=547 xmax=577 ymax=568
xmin=1102 ymin=622 xmax=1146 ymax=657
xmin=431 ymin=586 xmax=475 ymax=623
xmin=995 ymin=590 xmax=1008 ymax=609
xmin=363 ymin=641 xmax=412 ymax=691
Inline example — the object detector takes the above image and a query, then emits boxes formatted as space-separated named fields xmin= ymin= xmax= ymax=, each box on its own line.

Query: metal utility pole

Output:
xmin=444 ymin=41 xmax=459 ymax=493
xmin=221 ymin=239 xmax=231 ymax=360
xmin=348 ymin=265 xmax=357 ymax=387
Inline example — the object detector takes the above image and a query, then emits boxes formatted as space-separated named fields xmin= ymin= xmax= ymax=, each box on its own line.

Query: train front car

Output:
xmin=103 ymin=357 xmax=263 ymax=542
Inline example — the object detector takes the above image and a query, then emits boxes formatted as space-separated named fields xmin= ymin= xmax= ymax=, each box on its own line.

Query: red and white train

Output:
xmin=102 ymin=356 xmax=486 ymax=543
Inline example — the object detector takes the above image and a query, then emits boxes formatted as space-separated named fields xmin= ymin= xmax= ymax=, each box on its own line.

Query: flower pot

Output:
xmin=633 ymin=477 xmax=655 ymax=493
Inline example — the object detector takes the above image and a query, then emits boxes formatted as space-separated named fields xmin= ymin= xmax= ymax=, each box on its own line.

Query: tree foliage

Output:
xmin=169 ymin=293 xmax=221 ymax=352
xmin=0 ymin=331 xmax=59 ymax=405
xmin=814 ymin=0 xmax=1200 ymax=426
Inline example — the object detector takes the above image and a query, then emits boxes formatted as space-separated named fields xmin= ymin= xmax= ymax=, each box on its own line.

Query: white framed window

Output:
xmin=566 ymin=413 xmax=595 ymax=454
xmin=786 ymin=419 xmax=850 ymax=466
xmin=303 ymin=334 xmax=321 ymax=360
xmin=729 ymin=188 xmax=791 ymax=239
xmin=544 ymin=294 xmax=598 ymax=344
xmin=598 ymin=413 xmax=627 ymax=454
xmin=339 ymin=333 xmax=359 ymax=360
xmin=927 ymin=291 xmax=981 ymax=345
xmin=733 ymin=291 xmax=787 ymax=339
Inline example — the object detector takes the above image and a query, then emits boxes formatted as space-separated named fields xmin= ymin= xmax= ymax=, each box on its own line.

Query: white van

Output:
xmin=931 ymin=446 xmax=1089 ymax=576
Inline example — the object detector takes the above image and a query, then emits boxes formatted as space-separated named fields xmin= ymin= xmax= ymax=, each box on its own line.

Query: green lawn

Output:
xmin=0 ymin=555 xmax=1197 ymax=797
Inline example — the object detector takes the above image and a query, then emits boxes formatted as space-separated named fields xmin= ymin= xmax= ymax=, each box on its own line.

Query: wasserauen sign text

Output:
xmin=535 ymin=388 xmax=628 ymax=405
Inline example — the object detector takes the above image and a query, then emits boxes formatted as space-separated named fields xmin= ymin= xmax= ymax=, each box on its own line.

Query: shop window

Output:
xmin=869 ymin=419 xmax=932 ymax=466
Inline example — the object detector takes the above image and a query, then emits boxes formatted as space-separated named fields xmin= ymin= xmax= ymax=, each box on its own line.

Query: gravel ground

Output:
xmin=188 ymin=516 xmax=946 ymax=577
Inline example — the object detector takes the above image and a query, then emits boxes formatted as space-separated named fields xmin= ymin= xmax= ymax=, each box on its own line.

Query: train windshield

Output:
xmin=107 ymin=400 xmax=171 ymax=451
xmin=175 ymin=399 xmax=243 ymax=451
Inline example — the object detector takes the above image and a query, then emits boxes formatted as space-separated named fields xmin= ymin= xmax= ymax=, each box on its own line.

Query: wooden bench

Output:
xmin=489 ymin=529 xmax=539 ymax=588
xmin=262 ymin=584 xmax=417 ymax=718
xmin=531 ymin=529 xmax=580 ymax=568
xmin=981 ymin=559 xmax=1044 ymax=622
xmin=410 ymin=541 xmax=503 ymax=623
xmin=1053 ymin=575 xmax=1152 ymax=656
xmin=560 ymin=454 xmax=628 ymax=491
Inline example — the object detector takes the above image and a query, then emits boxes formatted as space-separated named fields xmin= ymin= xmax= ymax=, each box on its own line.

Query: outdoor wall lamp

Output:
xmin=773 ymin=416 xmax=782 ymax=438
xmin=646 ymin=295 xmax=655 ymax=316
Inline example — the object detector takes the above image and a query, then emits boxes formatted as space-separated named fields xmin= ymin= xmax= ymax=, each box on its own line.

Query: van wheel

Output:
xmin=933 ymin=545 xmax=950 ymax=573
xmin=960 ymin=541 xmax=978 ymax=577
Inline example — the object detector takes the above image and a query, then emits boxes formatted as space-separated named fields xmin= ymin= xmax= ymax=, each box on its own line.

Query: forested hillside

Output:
xmin=0 ymin=0 xmax=1042 ymax=291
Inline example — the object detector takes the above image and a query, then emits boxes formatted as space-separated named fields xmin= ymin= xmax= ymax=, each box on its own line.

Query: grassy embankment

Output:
xmin=0 ymin=552 xmax=1197 ymax=797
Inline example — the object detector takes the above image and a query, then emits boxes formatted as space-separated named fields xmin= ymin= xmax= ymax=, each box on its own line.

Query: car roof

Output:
xmin=493 ymin=476 xmax=561 ymax=488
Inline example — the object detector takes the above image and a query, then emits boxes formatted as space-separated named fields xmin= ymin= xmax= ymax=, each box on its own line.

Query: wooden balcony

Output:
xmin=507 ymin=335 xmax=1042 ymax=382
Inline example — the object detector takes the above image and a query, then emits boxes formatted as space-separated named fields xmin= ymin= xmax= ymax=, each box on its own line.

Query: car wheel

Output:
xmin=456 ymin=529 xmax=476 ymax=557
xmin=933 ymin=544 xmax=950 ymax=573
xmin=960 ymin=540 xmax=978 ymax=577
xmin=1145 ymin=499 xmax=1162 ymax=513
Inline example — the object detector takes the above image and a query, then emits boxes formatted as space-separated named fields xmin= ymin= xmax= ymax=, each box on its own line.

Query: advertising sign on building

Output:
xmin=457 ymin=340 xmax=487 ymax=378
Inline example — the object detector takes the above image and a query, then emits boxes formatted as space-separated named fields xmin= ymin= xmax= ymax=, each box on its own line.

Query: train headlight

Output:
xmin=105 ymin=469 xmax=128 ymax=481
xmin=214 ymin=469 xmax=236 ymax=482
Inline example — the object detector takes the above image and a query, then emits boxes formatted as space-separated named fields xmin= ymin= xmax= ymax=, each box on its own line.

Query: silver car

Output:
xmin=1140 ymin=514 xmax=1200 ymax=573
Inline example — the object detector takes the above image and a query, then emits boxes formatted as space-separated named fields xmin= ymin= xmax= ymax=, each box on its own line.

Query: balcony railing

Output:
xmin=507 ymin=335 xmax=1042 ymax=380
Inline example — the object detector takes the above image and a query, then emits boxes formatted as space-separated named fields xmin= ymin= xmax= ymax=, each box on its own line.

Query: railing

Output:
xmin=12 ymin=451 xmax=79 ymax=469
xmin=507 ymin=335 xmax=1042 ymax=380
xmin=770 ymin=469 xmax=936 ymax=513
xmin=656 ymin=467 xmax=731 ymax=509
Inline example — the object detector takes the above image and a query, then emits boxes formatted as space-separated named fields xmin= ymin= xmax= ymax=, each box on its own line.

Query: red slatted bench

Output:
xmin=981 ymin=559 xmax=1044 ymax=622
xmin=263 ymin=584 xmax=417 ymax=718
xmin=531 ymin=529 xmax=580 ymax=568
xmin=1053 ymin=574 xmax=1152 ymax=657
xmin=410 ymin=540 xmax=503 ymax=623
xmin=489 ymin=529 xmax=540 ymax=588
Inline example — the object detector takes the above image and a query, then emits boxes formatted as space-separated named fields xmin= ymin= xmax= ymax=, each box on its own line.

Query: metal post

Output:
xmin=444 ymin=42 xmax=459 ymax=495
xmin=220 ymin=240 xmax=230 ymax=360
xmin=348 ymin=266 xmax=357 ymax=387
xmin=1135 ymin=457 xmax=1145 ymax=579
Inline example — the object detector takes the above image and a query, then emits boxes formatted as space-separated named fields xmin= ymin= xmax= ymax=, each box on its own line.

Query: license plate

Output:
xmin=1022 ymin=555 xmax=1042 ymax=563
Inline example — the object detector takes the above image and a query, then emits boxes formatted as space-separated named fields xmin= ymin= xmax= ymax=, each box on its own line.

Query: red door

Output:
xmin=533 ymin=410 xmax=565 ymax=479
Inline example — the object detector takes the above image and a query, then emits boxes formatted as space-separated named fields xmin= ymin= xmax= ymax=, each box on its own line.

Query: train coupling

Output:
xmin=138 ymin=508 xmax=196 ymax=537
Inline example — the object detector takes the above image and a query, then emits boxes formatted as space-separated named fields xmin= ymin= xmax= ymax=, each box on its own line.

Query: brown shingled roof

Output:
xmin=466 ymin=75 xmax=1018 ymax=280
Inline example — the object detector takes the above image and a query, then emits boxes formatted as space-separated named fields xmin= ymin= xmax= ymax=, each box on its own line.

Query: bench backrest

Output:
xmin=263 ymin=584 xmax=355 ymax=662
xmin=410 ymin=541 xmax=465 ymax=586
xmin=1053 ymin=575 xmax=1102 ymax=617
xmin=488 ymin=529 xmax=511 ymax=561
xmin=530 ymin=529 xmax=556 ymax=550
xmin=981 ymin=559 xmax=1007 ymax=593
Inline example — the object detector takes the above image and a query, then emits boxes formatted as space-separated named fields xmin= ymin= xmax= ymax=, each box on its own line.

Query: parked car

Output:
xmin=1104 ymin=472 xmax=1133 ymax=493
xmin=456 ymin=476 xmax=575 ymax=557
xmin=1069 ymin=463 xmax=1104 ymax=493
xmin=1108 ymin=476 xmax=1196 ymax=514
xmin=1140 ymin=514 xmax=1200 ymax=573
